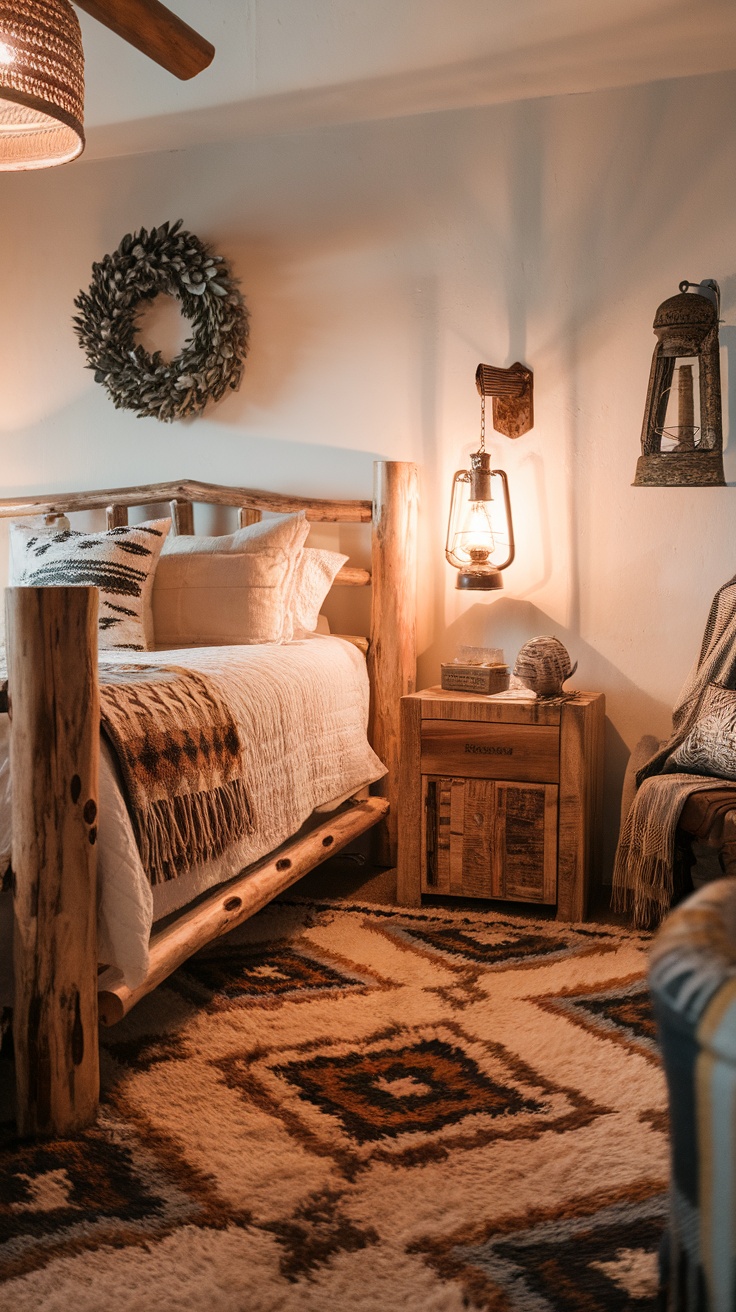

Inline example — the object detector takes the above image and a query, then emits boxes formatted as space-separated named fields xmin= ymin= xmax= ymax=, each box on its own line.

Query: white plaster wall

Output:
xmin=2 ymin=69 xmax=736 ymax=877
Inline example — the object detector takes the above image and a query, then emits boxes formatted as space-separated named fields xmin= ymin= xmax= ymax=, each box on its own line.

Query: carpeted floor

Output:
xmin=0 ymin=898 xmax=667 ymax=1311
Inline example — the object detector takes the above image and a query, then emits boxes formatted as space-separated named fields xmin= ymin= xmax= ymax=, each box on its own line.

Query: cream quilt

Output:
xmin=0 ymin=635 xmax=384 ymax=995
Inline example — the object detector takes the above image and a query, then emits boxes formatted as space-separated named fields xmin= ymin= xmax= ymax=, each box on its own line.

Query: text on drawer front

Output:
xmin=464 ymin=743 xmax=513 ymax=755
xmin=420 ymin=720 xmax=559 ymax=783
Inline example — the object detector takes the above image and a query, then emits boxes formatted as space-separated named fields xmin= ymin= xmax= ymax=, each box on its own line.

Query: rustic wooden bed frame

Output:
xmin=0 ymin=459 xmax=417 ymax=1138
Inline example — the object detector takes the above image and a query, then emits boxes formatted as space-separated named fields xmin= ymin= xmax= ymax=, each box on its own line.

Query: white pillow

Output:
xmin=153 ymin=513 xmax=309 ymax=647
xmin=9 ymin=518 xmax=170 ymax=652
xmin=291 ymin=548 xmax=348 ymax=634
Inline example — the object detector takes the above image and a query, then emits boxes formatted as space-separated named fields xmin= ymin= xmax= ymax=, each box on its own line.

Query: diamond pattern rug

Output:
xmin=0 ymin=900 xmax=666 ymax=1311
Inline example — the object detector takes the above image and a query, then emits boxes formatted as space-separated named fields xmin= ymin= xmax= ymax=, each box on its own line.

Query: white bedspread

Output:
xmin=0 ymin=635 xmax=384 ymax=996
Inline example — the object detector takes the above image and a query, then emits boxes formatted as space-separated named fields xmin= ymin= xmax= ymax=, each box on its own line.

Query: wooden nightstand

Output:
xmin=397 ymin=687 xmax=604 ymax=920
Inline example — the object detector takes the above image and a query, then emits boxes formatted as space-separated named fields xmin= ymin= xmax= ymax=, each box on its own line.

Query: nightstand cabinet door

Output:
xmin=421 ymin=775 xmax=558 ymax=904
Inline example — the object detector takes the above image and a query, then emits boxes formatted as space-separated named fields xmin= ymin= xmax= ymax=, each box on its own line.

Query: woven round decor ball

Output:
xmin=73 ymin=220 xmax=249 ymax=422
xmin=513 ymin=635 xmax=578 ymax=698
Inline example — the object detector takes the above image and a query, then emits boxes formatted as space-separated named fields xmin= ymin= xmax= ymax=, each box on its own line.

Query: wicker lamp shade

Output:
xmin=0 ymin=0 xmax=84 ymax=169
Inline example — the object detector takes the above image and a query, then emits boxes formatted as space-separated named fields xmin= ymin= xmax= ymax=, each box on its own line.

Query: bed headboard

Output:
xmin=0 ymin=460 xmax=418 ymax=864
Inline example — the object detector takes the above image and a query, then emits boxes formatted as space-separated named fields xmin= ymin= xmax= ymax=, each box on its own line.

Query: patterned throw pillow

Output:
xmin=9 ymin=518 xmax=170 ymax=651
xmin=667 ymin=683 xmax=736 ymax=779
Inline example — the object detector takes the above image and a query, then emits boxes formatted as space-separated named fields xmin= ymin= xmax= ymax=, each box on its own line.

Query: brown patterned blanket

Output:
xmin=98 ymin=662 xmax=253 ymax=886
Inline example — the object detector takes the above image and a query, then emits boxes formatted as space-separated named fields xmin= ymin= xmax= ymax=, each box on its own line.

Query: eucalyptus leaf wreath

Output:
xmin=73 ymin=220 xmax=249 ymax=422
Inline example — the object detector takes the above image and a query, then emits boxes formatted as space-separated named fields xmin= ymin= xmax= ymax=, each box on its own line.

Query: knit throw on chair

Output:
xmin=99 ymin=663 xmax=253 ymax=886
xmin=613 ymin=575 xmax=736 ymax=928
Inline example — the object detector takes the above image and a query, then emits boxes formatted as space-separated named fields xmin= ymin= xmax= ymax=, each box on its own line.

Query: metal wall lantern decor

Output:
xmin=634 ymin=280 xmax=724 ymax=487
xmin=445 ymin=361 xmax=533 ymax=590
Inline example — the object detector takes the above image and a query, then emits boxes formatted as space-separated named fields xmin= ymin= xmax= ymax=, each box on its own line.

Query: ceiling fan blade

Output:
xmin=74 ymin=0 xmax=214 ymax=80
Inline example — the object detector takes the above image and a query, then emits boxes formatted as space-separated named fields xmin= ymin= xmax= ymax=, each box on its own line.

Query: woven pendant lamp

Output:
xmin=0 ymin=0 xmax=84 ymax=170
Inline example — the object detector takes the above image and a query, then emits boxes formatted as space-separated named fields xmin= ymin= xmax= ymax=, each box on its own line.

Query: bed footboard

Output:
xmin=6 ymin=586 xmax=100 ymax=1137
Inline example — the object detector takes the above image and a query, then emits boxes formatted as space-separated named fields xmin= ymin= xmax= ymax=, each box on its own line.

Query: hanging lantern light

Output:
xmin=0 ymin=0 xmax=85 ymax=171
xmin=445 ymin=388 xmax=515 ymax=590
xmin=634 ymin=280 xmax=724 ymax=487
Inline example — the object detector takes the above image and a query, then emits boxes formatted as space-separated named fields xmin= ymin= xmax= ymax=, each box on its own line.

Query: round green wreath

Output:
xmin=73 ymin=220 xmax=249 ymax=423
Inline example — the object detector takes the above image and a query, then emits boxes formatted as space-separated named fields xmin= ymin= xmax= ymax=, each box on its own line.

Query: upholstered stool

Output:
xmin=649 ymin=878 xmax=736 ymax=1310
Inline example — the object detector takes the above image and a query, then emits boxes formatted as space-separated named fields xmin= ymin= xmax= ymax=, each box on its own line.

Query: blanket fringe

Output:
xmin=132 ymin=778 xmax=254 ymax=886
xmin=612 ymin=845 xmax=674 ymax=929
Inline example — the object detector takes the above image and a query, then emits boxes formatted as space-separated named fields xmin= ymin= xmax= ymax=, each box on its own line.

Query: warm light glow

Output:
xmin=455 ymin=499 xmax=495 ymax=561
xmin=445 ymin=459 xmax=515 ymax=590
xmin=0 ymin=0 xmax=84 ymax=169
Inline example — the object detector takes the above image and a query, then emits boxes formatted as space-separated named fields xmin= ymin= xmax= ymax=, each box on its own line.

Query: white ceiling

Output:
xmin=79 ymin=0 xmax=736 ymax=158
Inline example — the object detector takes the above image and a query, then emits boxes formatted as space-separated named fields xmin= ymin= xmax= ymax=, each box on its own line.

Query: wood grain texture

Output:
xmin=238 ymin=507 xmax=262 ymax=528
xmin=397 ymin=695 xmax=423 ymax=905
xmin=7 ymin=586 xmax=100 ymax=1136
xmin=453 ymin=777 xmax=494 ymax=897
xmin=420 ymin=721 xmax=559 ymax=783
xmin=74 ymin=0 xmax=215 ymax=80
xmin=496 ymin=782 xmax=557 ymax=903
xmin=721 ymin=810 xmax=736 ymax=877
xmin=415 ymin=687 xmax=562 ymax=725
xmin=418 ymin=776 xmax=556 ymax=904
xmin=556 ymin=694 xmax=605 ymax=920
xmin=105 ymin=504 xmax=129 ymax=529
xmin=334 ymin=566 xmax=371 ymax=587
xmin=0 ymin=479 xmax=372 ymax=524
xmin=98 ymin=796 xmax=388 ymax=1024
xmin=331 ymin=634 xmax=369 ymax=656
xmin=368 ymin=461 xmax=418 ymax=865
xmin=170 ymin=498 xmax=195 ymax=535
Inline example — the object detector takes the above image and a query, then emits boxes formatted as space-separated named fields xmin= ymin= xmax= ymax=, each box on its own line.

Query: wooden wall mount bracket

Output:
xmin=476 ymin=362 xmax=534 ymax=438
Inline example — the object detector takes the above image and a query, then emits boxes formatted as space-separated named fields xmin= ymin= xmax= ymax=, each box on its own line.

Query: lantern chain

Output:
xmin=479 ymin=393 xmax=486 ymax=453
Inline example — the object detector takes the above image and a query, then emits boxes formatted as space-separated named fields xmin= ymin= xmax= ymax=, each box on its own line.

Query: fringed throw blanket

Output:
xmin=99 ymin=663 xmax=254 ymax=886
xmin=613 ymin=574 xmax=736 ymax=928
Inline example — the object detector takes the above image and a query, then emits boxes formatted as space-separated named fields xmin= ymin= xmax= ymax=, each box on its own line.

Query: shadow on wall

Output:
xmin=418 ymin=594 xmax=672 ymax=887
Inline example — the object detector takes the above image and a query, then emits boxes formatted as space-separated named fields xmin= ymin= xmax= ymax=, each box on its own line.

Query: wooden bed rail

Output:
xmin=0 ymin=477 xmax=372 ymax=524
xmin=98 ymin=796 xmax=389 ymax=1025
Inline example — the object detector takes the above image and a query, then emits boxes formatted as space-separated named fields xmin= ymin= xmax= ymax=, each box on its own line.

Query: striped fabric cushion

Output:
xmin=10 ymin=518 xmax=170 ymax=651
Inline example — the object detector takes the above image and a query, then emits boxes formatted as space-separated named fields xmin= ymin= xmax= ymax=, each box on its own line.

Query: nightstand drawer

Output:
xmin=420 ymin=719 xmax=559 ymax=783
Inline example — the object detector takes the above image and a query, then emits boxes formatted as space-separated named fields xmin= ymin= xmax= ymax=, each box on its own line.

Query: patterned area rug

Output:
xmin=0 ymin=901 xmax=667 ymax=1311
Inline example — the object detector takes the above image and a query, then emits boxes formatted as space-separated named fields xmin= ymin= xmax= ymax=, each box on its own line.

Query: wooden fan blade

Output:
xmin=74 ymin=0 xmax=215 ymax=80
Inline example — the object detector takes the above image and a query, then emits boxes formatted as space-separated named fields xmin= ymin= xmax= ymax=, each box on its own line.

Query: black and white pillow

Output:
xmin=667 ymin=682 xmax=736 ymax=779
xmin=9 ymin=518 xmax=170 ymax=651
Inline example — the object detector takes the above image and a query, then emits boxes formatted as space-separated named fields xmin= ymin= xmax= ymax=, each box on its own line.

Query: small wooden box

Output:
xmin=440 ymin=663 xmax=509 ymax=694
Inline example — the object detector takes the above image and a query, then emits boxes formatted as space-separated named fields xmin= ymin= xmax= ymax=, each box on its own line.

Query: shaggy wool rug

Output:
xmin=0 ymin=900 xmax=667 ymax=1312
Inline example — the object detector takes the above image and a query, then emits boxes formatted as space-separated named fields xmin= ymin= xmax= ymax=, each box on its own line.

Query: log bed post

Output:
xmin=368 ymin=460 xmax=418 ymax=865
xmin=6 ymin=586 xmax=100 ymax=1137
